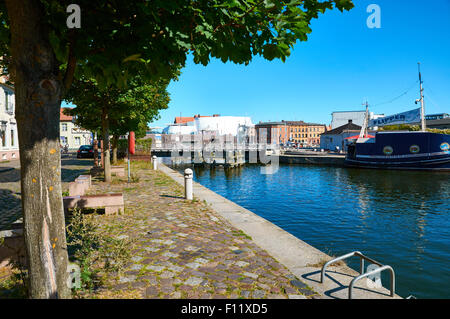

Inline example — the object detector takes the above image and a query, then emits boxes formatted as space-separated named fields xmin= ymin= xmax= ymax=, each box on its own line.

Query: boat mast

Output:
xmin=417 ymin=62 xmax=426 ymax=132
xmin=359 ymin=101 xmax=369 ymax=139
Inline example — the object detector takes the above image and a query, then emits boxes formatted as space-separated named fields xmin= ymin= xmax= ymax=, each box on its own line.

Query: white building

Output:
xmin=195 ymin=116 xmax=254 ymax=136
xmin=331 ymin=111 xmax=384 ymax=129
xmin=60 ymin=108 xmax=92 ymax=149
xmin=163 ymin=115 xmax=255 ymax=138
xmin=0 ymin=83 xmax=19 ymax=161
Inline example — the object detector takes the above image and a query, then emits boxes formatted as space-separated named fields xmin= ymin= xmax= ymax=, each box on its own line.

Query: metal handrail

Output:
xmin=349 ymin=265 xmax=395 ymax=299
xmin=320 ymin=251 xmax=396 ymax=299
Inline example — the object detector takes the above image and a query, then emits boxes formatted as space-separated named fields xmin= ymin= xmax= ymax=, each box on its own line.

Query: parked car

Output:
xmin=76 ymin=145 xmax=94 ymax=158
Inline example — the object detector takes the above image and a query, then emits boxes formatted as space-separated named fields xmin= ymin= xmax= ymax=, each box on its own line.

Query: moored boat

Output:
xmin=345 ymin=131 xmax=450 ymax=170
xmin=345 ymin=63 xmax=450 ymax=171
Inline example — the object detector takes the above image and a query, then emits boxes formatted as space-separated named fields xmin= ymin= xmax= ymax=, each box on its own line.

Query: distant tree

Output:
xmin=65 ymin=76 xmax=170 ymax=173
xmin=1 ymin=0 xmax=354 ymax=298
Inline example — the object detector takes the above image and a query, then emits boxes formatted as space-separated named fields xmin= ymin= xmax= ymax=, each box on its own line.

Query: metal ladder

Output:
xmin=320 ymin=251 xmax=396 ymax=299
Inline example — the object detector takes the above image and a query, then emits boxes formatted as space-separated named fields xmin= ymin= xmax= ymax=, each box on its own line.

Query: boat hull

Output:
xmin=345 ymin=132 xmax=450 ymax=171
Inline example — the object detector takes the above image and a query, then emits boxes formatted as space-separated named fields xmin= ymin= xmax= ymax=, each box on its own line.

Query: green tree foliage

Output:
xmin=2 ymin=0 xmax=355 ymax=90
xmin=65 ymin=75 xmax=170 ymax=171
xmin=65 ymin=76 xmax=170 ymax=137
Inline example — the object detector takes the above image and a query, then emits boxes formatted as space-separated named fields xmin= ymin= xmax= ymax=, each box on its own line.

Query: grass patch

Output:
xmin=131 ymin=161 xmax=152 ymax=170
xmin=231 ymin=229 xmax=252 ymax=240
xmin=66 ymin=209 xmax=132 ymax=296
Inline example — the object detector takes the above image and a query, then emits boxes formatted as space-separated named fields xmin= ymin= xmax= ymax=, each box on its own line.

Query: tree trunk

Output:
xmin=93 ymin=139 xmax=99 ymax=167
xmin=5 ymin=0 xmax=71 ymax=298
xmin=101 ymin=107 xmax=111 ymax=182
xmin=111 ymin=135 xmax=118 ymax=165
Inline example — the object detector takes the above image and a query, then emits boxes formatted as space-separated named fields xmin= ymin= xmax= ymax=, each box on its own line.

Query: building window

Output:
xmin=4 ymin=90 xmax=14 ymax=113
xmin=74 ymin=137 xmax=81 ymax=145
xmin=10 ymin=130 xmax=14 ymax=147
xmin=1 ymin=130 xmax=5 ymax=147
xmin=62 ymin=123 xmax=68 ymax=132
xmin=61 ymin=136 xmax=67 ymax=145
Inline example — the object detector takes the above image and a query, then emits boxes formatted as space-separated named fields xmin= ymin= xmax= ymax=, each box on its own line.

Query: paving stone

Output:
xmin=119 ymin=275 xmax=136 ymax=283
xmin=243 ymin=272 xmax=259 ymax=279
xmin=147 ymin=265 xmax=165 ymax=272
xmin=253 ymin=290 xmax=266 ymax=299
xmin=290 ymin=279 xmax=308 ymax=290
xmin=185 ymin=277 xmax=203 ymax=286
xmin=130 ymin=264 xmax=143 ymax=271
xmin=145 ymin=286 xmax=159 ymax=298
xmin=235 ymin=261 xmax=250 ymax=267
xmin=186 ymin=262 xmax=202 ymax=269
xmin=298 ymin=288 xmax=316 ymax=297
xmin=160 ymin=271 xmax=176 ymax=279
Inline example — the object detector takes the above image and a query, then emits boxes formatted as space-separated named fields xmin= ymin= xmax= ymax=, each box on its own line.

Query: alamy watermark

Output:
xmin=367 ymin=4 xmax=381 ymax=29
xmin=365 ymin=263 xmax=383 ymax=289
xmin=67 ymin=4 xmax=81 ymax=29
xmin=66 ymin=262 xmax=81 ymax=289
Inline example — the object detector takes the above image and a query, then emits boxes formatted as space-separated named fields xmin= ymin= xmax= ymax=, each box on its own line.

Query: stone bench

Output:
xmin=75 ymin=174 xmax=91 ymax=187
xmin=68 ymin=174 xmax=92 ymax=196
xmin=111 ymin=166 xmax=125 ymax=177
xmin=63 ymin=193 xmax=124 ymax=215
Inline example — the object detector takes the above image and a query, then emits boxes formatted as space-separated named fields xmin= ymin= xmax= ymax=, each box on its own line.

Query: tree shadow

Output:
xmin=0 ymin=189 xmax=22 ymax=232
xmin=160 ymin=194 xmax=185 ymax=199
xmin=0 ymin=169 xmax=20 ymax=183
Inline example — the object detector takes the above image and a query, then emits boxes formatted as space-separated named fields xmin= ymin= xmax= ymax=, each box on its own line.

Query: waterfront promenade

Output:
xmin=1 ymin=157 xmax=402 ymax=299
xmin=70 ymin=161 xmax=321 ymax=299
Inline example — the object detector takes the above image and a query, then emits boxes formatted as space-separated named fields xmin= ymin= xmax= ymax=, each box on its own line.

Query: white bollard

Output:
xmin=184 ymin=168 xmax=193 ymax=200
xmin=152 ymin=155 xmax=158 ymax=170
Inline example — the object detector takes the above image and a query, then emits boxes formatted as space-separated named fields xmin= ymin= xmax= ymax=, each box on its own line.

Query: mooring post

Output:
xmin=184 ymin=168 xmax=193 ymax=200
xmin=152 ymin=155 xmax=158 ymax=170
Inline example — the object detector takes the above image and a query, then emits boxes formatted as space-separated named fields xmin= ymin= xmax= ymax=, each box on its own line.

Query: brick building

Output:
xmin=255 ymin=120 xmax=327 ymax=146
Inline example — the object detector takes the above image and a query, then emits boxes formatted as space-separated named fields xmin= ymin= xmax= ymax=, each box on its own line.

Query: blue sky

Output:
xmin=64 ymin=0 xmax=450 ymax=128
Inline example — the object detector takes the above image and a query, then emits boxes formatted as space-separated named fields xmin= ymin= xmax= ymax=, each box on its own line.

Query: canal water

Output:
xmin=169 ymin=162 xmax=449 ymax=299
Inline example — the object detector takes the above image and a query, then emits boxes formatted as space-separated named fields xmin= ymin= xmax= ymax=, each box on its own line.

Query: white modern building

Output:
xmin=331 ymin=110 xmax=385 ymax=130
xmin=0 ymin=82 xmax=19 ymax=161
xmin=163 ymin=115 xmax=255 ymax=138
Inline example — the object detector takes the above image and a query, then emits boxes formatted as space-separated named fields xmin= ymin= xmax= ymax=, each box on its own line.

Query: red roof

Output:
xmin=174 ymin=117 xmax=195 ymax=124
xmin=174 ymin=114 xmax=218 ymax=124
xmin=60 ymin=108 xmax=73 ymax=121
xmin=345 ymin=134 xmax=375 ymax=140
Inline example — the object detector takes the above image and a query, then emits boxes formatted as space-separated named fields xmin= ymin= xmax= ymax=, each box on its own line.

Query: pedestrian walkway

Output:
xmin=82 ymin=161 xmax=319 ymax=299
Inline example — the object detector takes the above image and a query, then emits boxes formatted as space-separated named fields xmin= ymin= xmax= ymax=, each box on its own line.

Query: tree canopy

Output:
xmin=2 ymin=0 xmax=354 ymax=89
xmin=65 ymin=76 xmax=171 ymax=138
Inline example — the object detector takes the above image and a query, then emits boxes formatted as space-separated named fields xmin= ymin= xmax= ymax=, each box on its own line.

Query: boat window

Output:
xmin=383 ymin=146 xmax=394 ymax=155
xmin=410 ymin=145 xmax=420 ymax=154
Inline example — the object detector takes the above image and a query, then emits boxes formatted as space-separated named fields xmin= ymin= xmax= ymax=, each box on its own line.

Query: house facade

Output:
xmin=320 ymin=120 xmax=365 ymax=152
xmin=255 ymin=120 xmax=326 ymax=146
xmin=0 ymin=83 xmax=19 ymax=161
xmin=60 ymin=108 xmax=92 ymax=149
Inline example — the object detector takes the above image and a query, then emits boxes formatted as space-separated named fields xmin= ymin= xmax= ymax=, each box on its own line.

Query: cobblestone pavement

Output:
xmin=0 ymin=155 xmax=93 ymax=231
xmin=81 ymin=161 xmax=319 ymax=299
